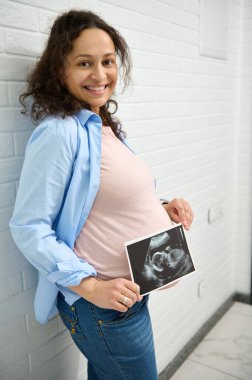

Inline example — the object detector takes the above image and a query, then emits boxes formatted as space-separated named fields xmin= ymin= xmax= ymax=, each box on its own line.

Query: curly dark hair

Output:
xmin=20 ymin=10 xmax=132 ymax=139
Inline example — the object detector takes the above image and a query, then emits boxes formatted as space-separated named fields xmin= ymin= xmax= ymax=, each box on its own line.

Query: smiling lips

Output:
xmin=84 ymin=84 xmax=108 ymax=95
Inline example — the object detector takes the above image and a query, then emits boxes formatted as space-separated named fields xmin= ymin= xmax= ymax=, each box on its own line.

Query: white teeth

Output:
xmin=85 ymin=86 xmax=106 ymax=91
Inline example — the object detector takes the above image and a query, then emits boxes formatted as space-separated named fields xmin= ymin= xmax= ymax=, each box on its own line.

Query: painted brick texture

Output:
xmin=235 ymin=0 xmax=252 ymax=294
xmin=0 ymin=0 xmax=251 ymax=379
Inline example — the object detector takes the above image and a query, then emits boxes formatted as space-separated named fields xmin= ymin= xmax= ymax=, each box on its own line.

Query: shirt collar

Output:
xmin=76 ymin=109 xmax=102 ymax=128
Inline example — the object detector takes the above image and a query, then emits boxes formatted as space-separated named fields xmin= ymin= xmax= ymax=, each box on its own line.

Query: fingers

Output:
xmin=180 ymin=200 xmax=194 ymax=228
xmin=110 ymin=290 xmax=135 ymax=312
xmin=114 ymin=300 xmax=129 ymax=313
xmin=185 ymin=203 xmax=194 ymax=229
xmin=124 ymin=279 xmax=143 ymax=302
xmin=90 ymin=278 xmax=142 ymax=312
xmin=112 ymin=297 xmax=131 ymax=312
xmin=120 ymin=289 xmax=137 ymax=306
xmin=168 ymin=198 xmax=194 ymax=230
xmin=119 ymin=294 xmax=133 ymax=308
xmin=114 ymin=279 xmax=142 ymax=310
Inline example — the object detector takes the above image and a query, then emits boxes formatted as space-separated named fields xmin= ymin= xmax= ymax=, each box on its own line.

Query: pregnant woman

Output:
xmin=10 ymin=9 xmax=194 ymax=380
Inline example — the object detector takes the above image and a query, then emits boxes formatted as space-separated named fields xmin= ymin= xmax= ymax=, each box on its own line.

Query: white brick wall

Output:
xmin=234 ymin=0 xmax=252 ymax=293
xmin=0 ymin=0 xmax=251 ymax=379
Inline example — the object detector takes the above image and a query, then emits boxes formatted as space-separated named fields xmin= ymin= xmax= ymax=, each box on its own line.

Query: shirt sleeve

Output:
xmin=9 ymin=117 xmax=97 ymax=288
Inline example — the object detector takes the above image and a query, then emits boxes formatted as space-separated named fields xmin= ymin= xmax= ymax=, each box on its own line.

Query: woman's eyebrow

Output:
xmin=74 ymin=52 xmax=116 ymax=59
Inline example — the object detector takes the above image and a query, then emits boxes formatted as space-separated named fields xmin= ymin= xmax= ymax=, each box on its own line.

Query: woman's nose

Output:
xmin=90 ymin=64 xmax=106 ymax=82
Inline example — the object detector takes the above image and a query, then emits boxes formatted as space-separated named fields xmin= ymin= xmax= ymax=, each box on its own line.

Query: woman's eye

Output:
xmin=103 ymin=59 xmax=114 ymax=66
xmin=79 ymin=61 xmax=91 ymax=67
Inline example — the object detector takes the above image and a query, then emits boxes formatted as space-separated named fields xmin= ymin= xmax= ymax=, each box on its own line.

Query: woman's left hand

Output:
xmin=162 ymin=198 xmax=194 ymax=231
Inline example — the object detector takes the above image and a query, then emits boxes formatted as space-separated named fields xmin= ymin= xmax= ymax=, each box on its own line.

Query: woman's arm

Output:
xmin=9 ymin=117 xmax=96 ymax=288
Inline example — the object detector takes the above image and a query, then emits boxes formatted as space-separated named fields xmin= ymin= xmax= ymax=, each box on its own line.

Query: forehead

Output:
xmin=71 ymin=28 xmax=115 ymax=56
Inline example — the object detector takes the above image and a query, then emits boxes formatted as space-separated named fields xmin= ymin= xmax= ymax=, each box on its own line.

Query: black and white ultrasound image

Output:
xmin=125 ymin=225 xmax=195 ymax=295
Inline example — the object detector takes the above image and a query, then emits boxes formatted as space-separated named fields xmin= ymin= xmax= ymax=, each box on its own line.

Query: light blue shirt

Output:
xmin=9 ymin=109 xmax=133 ymax=324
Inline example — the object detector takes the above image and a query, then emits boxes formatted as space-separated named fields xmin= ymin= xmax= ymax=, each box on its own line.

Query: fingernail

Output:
xmin=184 ymin=223 xmax=190 ymax=230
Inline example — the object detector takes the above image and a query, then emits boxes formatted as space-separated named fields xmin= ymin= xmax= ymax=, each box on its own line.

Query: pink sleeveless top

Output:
xmin=74 ymin=126 xmax=172 ymax=280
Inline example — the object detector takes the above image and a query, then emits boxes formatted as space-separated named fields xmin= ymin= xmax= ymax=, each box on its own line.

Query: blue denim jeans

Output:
xmin=57 ymin=291 xmax=158 ymax=380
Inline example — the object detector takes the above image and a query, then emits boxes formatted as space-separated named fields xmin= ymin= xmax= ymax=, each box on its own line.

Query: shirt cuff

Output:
xmin=47 ymin=259 xmax=97 ymax=287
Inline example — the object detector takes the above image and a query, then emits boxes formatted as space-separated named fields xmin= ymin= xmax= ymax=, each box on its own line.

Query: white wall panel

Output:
xmin=0 ymin=0 xmax=251 ymax=378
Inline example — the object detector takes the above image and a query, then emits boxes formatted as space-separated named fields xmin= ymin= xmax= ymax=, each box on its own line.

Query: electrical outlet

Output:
xmin=208 ymin=206 xmax=223 ymax=224
xmin=197 ymin=280 xmax=206 ymax=298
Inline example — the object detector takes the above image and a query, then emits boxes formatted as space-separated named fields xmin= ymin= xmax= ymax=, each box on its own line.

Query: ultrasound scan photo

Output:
xmin=125 ymin=224 xmax=195 ymax=295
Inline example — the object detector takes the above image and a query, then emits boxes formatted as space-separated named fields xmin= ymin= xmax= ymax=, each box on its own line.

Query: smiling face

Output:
xmin=63 ymin=28 xmax=118 ymax=114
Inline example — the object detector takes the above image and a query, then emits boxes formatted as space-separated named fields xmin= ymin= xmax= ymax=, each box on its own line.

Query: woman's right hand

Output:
xmin=68 ymin=277 xmax=143 ymax=312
